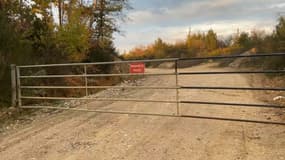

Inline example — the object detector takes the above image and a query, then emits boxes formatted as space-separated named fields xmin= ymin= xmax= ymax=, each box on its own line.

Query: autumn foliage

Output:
xmin=124 ymin=17 xmax=285 ymax=61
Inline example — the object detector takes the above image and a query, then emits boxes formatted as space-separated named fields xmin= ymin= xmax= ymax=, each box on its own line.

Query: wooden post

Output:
xmin=11 ymin=64 xmax=17 ymax=107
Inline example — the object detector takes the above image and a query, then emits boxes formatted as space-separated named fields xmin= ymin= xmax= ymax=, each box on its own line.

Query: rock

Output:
xmin=229 ymin=51 xmax=253 ymax=68
xmin=8 ymin=107 xmax=16 ymax=110
xmin=273 ymin=96 xmax=285 ymax=101
xmin=158 ymin=62 xmax=175 ymax=69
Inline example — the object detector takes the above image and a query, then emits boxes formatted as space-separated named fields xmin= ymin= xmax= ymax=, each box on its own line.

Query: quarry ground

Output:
xmin=0 ymin=62 xmax=284 ymax=160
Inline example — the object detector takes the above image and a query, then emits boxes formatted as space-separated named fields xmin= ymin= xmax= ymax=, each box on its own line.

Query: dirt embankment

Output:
xmin=0 ymin=63 xmax=284 ymax=160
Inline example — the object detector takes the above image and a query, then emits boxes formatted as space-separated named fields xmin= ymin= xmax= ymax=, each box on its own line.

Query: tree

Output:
xmin=0 ymin=0 xmax=34 ymax=106
xmin=250 ymin=29 xmax=265 ymax=51
xmin=151 ymin=38 xmax=168 ymax=58
xmin=58 ymin=0 xmax=62 ymax=26
xmin=236 ymin=32 xmax=252 ymax=49
xmin=55 ymin=0 xmax=90 ymax=62
xmin=275 ymin=17 xmax=285 ymax=51
xmin=87 ymin=0 xmax=129 ymax=62
xmin=276 ymin=17 xmax=285 ymax=40
xmin=186 ymin=32 xmax=206 ymax=56
xmin=0 ymin=0 xmax=131 ymax=106
xmin=205 ymin=29 xmax=218 ymax=51
xmin=90 ymin=0 xmax=129 ymax=42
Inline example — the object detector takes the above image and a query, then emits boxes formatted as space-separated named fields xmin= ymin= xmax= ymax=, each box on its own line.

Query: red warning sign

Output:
xmin=129 ymin=62 xmax=145 ymax=73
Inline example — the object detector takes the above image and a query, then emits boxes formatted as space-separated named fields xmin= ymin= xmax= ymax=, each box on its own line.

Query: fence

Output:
xmin=11 ymin=53 xmax=285 ymax=125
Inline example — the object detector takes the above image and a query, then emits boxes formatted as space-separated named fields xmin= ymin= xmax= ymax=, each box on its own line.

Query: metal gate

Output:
xmin=11 ymin=53 xmax=285 ymax=125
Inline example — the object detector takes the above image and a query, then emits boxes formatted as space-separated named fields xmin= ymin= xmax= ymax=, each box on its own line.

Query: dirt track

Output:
xmin=0 ymin=63 xmax=285 ymax=160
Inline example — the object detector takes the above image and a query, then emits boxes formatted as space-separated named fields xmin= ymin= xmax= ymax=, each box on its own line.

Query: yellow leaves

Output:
xmin=208 ymin=46 xmax=242 ymax=57
xmin=32 ymin=8 xmax=43 ymax=14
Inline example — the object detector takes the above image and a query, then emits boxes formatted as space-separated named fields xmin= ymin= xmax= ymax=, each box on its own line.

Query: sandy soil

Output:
xmin=0 ymin=63 xmax=284 ymax=160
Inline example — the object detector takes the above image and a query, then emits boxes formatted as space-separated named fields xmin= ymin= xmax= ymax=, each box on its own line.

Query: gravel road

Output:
xmin=0 ymin=63 xmax=284 ymax=160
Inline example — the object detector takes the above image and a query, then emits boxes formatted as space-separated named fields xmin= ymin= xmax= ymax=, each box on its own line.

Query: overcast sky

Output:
xmin=113 ymin=0 xmax=285 ymax=53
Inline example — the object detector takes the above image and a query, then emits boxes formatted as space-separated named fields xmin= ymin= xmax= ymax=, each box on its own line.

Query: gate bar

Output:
xmin=17 ymin=53 xmax=285 ymax=68
xmin=180 ymin=86 xmax=285 ymax=91
xmin=21 ymin=96 xmax=285 ymax=108
xmin=20 ymin=106 xmax=285 ymax=125
xmin=180 ymin=53 xmax=285 ymax=61
xmin=20 ymin=85 xmax=285 ymax=91
xmin=180 ymin=115 xmax=285 ymax=126
xmin=19 ymin=71 xmax=285 ymax=78
xmin=21 ymin=96 xmax=177 ymax=103
xmin=179 ymin=71 xmax=285 ymax=75
xmin=180 ymin=100 xmax=285 ymax=108
xmin=20 ymin=86 xmax=179 ymax=89
xmin=19 ymin=72 xmax=175 ymax=78
xmin=18 ymin=58 xmax=179 ymax=68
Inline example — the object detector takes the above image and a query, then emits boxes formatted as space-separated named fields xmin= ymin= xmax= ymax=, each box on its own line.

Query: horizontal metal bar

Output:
xmin=21 ymin=96 xmax=285 ymax=108
xmin=20 ymin=72 xmax=175 ymax=78
xmin=180 ymin=53 xmax=285 ymax=61
xmin=180 ymin=100 xmax=285 ymax=108
xmin=20 ymin=106 xmax=176 ymax=117
xmin=20 ymin=106 xmax=285 ymax=125
xmin=20 ymin=85 xmax=285 ymax=91
xmin=179 ymin=71 xmax=285 ymax=75
xmin=21 ymin=86 xmax=179 ymax=89
xmin=18 ymin=58 xmax=179 ymax=68
xmin=180 ymin=115 xmax=285 ymax=126
xmin=20 ymin=70 xmax=285 ymax=78
xmin=17 ymin=53 xmax=285 ymax=68
xmin=181 ymin=86 xmax=285 ymax=91
xmin=21 ymin=96 xmax=177 ymax=103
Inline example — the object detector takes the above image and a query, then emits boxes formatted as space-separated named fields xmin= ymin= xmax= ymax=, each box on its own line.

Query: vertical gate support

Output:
xmin=84 ymin=65 xmax=88 ymax=107
xmin=16 ymin=66 xmax=22 ymax=107
xmin=84 ymin=65 xmax=88 ymax=97
xmin=175 ymin=60 xmax=180 ymax=116
xmin=11 ymin=64 xmax=17 ymax=107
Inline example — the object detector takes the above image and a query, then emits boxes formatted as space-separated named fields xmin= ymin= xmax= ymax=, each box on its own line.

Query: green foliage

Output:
xmin=56 ymin=25 xmax=89 ymax=61
xmin=0 ymin=1 xmax=33 ymax=106
xmin=205 ymin=29 xmax=218 ymax=51
xmin=186 ymin=32 xmax=205 ymax=56
xmin=276 ymin=17 xmax=285 ymax=40
xmin=152 ymin=38 xmax=168 ymax=58
xmin=56 ymin=5 xmax=90 ymax=62
xmin=275 ymin=17 xmax=285 ymax=51
xmin=0 ymin=0 xmax=129 ymax=107
xmin=236 ymin=32 xmax=252 ymax=49
xmin=208 ymin=46 xmax=242 ymax=56
xmin=125 ymin=29 xmax=221 ymax=60
xmin=91 ymin=0 xmax=129 ymax=41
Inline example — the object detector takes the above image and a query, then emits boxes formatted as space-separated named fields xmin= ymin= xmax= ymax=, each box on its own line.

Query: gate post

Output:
xmin=175 ymin=60 xmax=180 ymax=116
xmin=84 ymin=65 xmax=88 ymax=97
xmin=11 ymin=64 xmax=17 ymax=107
xmin=16 ymin=66 xmax=22 ymax=107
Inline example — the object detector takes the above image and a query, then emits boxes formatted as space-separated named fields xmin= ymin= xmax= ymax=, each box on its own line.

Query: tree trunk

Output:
xmin=99 ymin=0 xmax=104 ymax=40
xmin=58 ymin=0 xmax=62 ymax=26
xmin=93 ymin=0 xmax=97 ymax=8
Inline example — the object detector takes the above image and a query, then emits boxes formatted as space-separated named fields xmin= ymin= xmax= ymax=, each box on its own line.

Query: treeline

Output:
xmin=123 ymin=17 xmax=285 ymax=60
xmin=0 ymin=0 xmax=129 ymax=106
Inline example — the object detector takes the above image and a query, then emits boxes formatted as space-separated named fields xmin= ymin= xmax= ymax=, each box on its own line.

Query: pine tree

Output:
xmin=205 ymin=29 xmax=218 ymax=51
xmin=275 ymin=17 xmax=285 ymax=51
